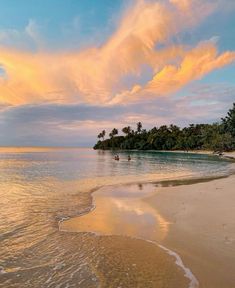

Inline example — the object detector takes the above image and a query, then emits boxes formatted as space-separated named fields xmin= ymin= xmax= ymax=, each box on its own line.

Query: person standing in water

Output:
xmin=128 ymin=155 xmax=131 ymax=161
xmin=114 ymin=155 xmax=120 ymax=161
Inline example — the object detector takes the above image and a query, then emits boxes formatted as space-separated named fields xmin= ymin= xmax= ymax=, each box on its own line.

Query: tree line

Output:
xmin=94 ymin=103 xmax=235 ymax=152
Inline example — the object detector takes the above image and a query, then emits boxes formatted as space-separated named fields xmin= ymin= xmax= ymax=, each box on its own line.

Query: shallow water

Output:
xmin=0 ymin=147 xmax=233 ymax=287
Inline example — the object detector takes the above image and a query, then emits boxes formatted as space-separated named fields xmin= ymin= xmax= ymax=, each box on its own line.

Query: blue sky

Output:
xmin=0 ymin=0 xmax=126 ymax=50
xmin=0 ymin=0 xmax=122 ymax=31
xmin=0 ymin=0 xmax=234 ymax=146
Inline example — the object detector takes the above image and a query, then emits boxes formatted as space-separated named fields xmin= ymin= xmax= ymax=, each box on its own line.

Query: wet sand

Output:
xmin=60 ymin=183 xmax=193 ymax=287
xmin=61 ymin=174 xmax=235 ymax=288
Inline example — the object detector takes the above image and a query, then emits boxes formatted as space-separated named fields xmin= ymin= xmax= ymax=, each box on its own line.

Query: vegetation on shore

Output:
xmin=94 ymin=103 xmax=235 ymax=152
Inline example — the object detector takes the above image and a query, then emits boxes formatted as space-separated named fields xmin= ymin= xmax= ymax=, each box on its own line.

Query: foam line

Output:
xmin=157 ymin=242 xmax=199 ymax=288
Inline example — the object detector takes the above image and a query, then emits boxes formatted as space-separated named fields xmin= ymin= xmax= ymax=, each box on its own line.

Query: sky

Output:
xmin=0 ymin=0 xmax=235 ymax=146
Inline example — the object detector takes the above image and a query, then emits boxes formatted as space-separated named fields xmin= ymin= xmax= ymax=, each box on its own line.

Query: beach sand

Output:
xmin=145 ymin=175 xmax=235 ymax=288
xmin=60 ymin=153 xmax=235 ymax=287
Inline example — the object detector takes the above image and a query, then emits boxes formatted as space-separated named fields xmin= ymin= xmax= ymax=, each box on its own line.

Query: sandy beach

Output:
xmin=145 ymin=174 xmax=235 ymax=288
xmin=61 ymin=162 xmax=235 ymax=287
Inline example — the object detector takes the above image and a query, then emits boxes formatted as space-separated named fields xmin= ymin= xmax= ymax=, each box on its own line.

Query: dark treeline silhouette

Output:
xmin=94 ymin=103 xmax=235 ymax=152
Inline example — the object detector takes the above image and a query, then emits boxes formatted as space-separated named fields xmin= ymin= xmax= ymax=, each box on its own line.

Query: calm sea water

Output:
xmin=0 ymin=147 xmax=233 ymax=287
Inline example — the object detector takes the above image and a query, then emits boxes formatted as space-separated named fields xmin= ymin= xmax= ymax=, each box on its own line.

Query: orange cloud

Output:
xmin=110 ymin=41 xmax=235 ymax=104
xmin=0 ymin=0 xmax=233 ymax=106
xmin=146 ymin=42 xmax=235 ymax=94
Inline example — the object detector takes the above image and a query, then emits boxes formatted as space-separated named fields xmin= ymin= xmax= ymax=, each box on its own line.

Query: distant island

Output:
xmin=94 ymin=103 xmax=235 ymax=152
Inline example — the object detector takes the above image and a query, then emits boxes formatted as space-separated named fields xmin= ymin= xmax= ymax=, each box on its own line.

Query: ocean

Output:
xmin=0 ymin=147 xmax=233 ymax=288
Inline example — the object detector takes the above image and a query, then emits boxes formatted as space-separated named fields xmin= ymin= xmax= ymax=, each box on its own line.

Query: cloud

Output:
xmin=110 ymin=39 xmax=235 ymax=104
xmin=0 ymin=19 xmax=43 ymax=51
xmin=24 ymin=19 xmax=44 ymax=48
xmin=0 ymin=0 xmax=234 ymax=107
xmin=150 ymin=42 xmax=235 ymax=91
xmin=0 ymin=80 xmax=234 ymax=146
xmin=121 ymin=40 xmax=235 ymax=102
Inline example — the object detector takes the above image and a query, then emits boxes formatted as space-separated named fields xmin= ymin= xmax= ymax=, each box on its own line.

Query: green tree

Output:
xmin=210 ymin=133 xmax=235 ymax=152
xmin=94 ymin=103 xmax=235 ymax=152
xmin=222 ymin=103 xmax=235 ymax=137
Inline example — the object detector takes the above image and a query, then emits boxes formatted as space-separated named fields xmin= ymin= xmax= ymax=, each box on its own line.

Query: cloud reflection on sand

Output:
xmin=60 ymin=183 xmax=171 ymax=242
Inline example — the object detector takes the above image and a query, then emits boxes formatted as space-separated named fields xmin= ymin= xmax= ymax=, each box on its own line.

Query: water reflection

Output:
xmin=61 ymin=184 xmax=171 ymax=242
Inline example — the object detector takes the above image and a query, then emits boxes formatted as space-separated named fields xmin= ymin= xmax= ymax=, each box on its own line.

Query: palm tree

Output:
xmin=112 ymin=128 xmax=118 ymax=137
xmin=122 ymin=126 xmax=131 ymax=136
xmin=137 ymin=122 xmax=142 ymax=133
xmin=101 ymin=130 xmax=106 ymax=140
xmin=108 ymin=128 xmax=118 ymax=149
xmin=97 ymin=130 xmax=106 ymax=141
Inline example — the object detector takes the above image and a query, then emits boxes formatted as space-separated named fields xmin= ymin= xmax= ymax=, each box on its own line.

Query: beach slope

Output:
xmin=145 ymin=175 xmax=235 ymax=288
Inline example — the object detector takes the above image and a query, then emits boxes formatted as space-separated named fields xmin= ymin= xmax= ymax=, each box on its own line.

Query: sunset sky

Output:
xmin=0 ymin=0 xmax=235 ymax=146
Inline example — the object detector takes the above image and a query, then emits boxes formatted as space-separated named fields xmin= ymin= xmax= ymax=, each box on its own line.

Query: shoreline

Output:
xmin=58 ymin=150 xmax=235 ymax=287
xmin=60 ymin=172 xmax=235 ymax=287
xmin=162 ymin=150 xmax=235 ymax=160
xmin=60 ymin=182 xmax=198 ymax=288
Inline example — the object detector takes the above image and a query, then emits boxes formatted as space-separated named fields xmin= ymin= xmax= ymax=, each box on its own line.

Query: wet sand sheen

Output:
xmin=60 ymin=183 xmax=199 ymax=288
